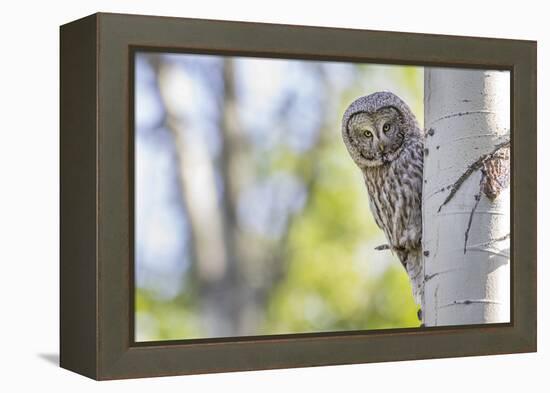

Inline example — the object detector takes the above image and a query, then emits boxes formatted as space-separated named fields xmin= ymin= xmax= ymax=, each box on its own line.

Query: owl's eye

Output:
xmin=363 ymin=130 xmax=373 ymax=138
xmin=382 ymin=123 xmax=391 ymax=133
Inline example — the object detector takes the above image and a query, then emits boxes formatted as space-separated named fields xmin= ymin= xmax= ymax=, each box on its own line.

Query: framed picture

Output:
xmin=60 ymin=12 xmax=536 ymax=380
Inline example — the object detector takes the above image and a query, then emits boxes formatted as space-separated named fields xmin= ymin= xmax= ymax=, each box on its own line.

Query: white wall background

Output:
xmin=0 ymin=0 xmax=545 ymax=391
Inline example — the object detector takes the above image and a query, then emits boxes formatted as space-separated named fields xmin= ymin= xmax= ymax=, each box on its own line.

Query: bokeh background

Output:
xmin=135 ymin=52 xmax=424 ymax=341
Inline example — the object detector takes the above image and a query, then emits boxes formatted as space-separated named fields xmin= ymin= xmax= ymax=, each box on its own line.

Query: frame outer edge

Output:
xmin=84 ymin=13 xmax=536 ymax=380
xmin=60 ymin=13 xmax=99 ymax=380
xmin=514 ymin=41 xmax=537 ymax=351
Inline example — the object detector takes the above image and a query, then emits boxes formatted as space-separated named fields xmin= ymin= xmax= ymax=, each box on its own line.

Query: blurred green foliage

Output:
xmin=135 ymin=59 xmax=423 ymax=341
xmin=262 ymin=131 xmax=419 ymax=335
xmin=136 ymin=287 xmax=201 ymax=341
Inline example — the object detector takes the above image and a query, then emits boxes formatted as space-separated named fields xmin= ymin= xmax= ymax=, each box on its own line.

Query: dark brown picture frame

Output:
xmin=60 ymin=12 xmax=537 ymax=380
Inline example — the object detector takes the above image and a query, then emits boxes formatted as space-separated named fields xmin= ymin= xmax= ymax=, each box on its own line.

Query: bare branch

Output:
xmin=463 ymin=173 xmax=485 ymax=253
xmin=438 ymin=140 xmax=510 ymax=212
xmin=374 ymin=244 xmax=391 ymax=251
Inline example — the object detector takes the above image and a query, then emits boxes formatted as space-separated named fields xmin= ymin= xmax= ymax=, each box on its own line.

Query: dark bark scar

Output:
xmin=438 ymin=140 xmax=510 ymax=213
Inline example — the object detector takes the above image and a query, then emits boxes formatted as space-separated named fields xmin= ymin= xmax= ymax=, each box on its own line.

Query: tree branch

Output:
xmin=438 ymin=140 xmax=510 ymax=213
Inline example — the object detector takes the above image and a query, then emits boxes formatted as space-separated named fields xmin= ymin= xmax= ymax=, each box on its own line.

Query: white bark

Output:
xmin=422 ymin=68 xmax=510 ymax=326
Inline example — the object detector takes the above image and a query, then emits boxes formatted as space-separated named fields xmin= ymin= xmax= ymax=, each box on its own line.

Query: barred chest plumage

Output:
xmin=362 ymin=138 xmax=424 ymax=252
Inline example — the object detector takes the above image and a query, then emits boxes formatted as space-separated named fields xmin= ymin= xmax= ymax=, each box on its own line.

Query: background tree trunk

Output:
xmin=151 ymin=57 xmax=239 ymax=336
xmin=422 ymin=68 xmax=511 ymax=326
xmin=146 ymin=55 xmax=334 ymax=337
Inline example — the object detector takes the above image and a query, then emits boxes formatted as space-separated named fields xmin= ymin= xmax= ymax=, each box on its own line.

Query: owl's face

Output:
xmin=346 ymin=107 xmax=405 ymax=167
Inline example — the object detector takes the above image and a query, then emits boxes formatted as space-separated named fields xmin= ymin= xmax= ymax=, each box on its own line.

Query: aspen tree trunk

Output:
xmin=422 ymin=68 xmax=510 ymax=326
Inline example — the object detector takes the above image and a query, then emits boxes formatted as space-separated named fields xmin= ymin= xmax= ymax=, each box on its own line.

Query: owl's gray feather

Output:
xmin=341 ymin=92 xmax=424 ymax=305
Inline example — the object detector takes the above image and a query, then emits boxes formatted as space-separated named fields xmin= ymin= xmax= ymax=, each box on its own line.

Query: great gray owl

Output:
xmin=341 ymin=91 xmax=424 ymax=311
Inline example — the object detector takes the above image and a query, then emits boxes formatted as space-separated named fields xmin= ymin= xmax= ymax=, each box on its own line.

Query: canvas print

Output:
xmin=133 ymin=52 xmax=510 ymax=342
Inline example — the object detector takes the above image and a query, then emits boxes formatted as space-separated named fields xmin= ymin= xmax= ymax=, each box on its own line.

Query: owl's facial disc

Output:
xmin=346 ymin=107 xmax=405 ymax=167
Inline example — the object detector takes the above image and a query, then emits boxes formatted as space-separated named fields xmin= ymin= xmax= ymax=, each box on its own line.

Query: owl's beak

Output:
xmin=379 ymin=144 xmax=385 ymax=153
